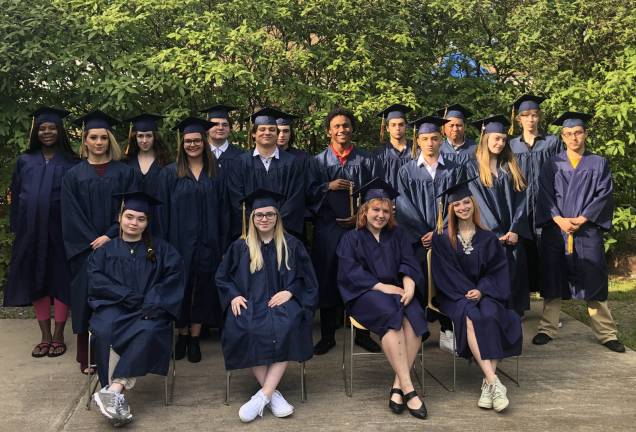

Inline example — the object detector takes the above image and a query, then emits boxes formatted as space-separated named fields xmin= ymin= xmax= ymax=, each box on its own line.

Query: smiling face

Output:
xmin=253 ymin=205 xmax=278 ymax=235
xmin=38 ymin=122 xmax=59 ymax=147
xmin=443 ymin=117 xmax=465 ymax=142
xmin=328 ymin=115 xmax=353 ymax=146
xmin=365 ymin=199 xmax=391 ymax=231
xmin=417 ymin=132 xmax=442 ymax=157
xmin=253 ymin=124 xmax=278 ymax=148
xmin=119 ymin=209 xmax=148 ymax=239
xmin=452 ymin=196 xmax=474 ymax=221
xmin=183 ymin=132 xmax=204 ymax=158
xmin=207 ymin=117 xmax=230 ymax=142
xmin=387 ymin=118 xmax=406 ymax=141
xmin=84 ymin=128 xmax=110 ymax=157
xmin=561 ymin=126 xmax=587 ymax=153
xmin=136 ymin=131 xmax=154 ymax=152
xmin=487 ymin=133 xmax=507 ymax=155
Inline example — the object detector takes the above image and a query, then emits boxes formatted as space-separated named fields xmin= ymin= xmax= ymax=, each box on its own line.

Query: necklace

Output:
xmin=123 ymin=240 xmax=138 ymax=255
xmin=458 ymin=229 xmax=475 ymax=255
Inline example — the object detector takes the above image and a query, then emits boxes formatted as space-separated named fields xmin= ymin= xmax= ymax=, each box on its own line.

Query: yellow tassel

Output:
xmin=349 ymin=182 xmax=355 ymax=217
xmin=566 ymin=233 xmax=574 ymax=255
xmin=436 ymin=200 xmax=444 ymax=235
xmin=411 ymin=125 xmax=417 ymax=159
xmin=380 ymin=114 xmax=385 ymax=143
xmin=28 ymin=115 xmax=35 ymax=142
xmin=125 ymin=122 xmax=133 ymax=155
xmin=247 ymin=118 xmax=253 ymax=148
xmin=81 ymin=121 xmax=86 ymax=159
xmin=508 ymin=107 xmax=515 ymax=135
xmin=479 ymin=123 xmax=485 ymax=146
xmin=441 ymin=106 xmax=448 ymax=137
xmin=241 ymin=202 xmax=247 ymax=240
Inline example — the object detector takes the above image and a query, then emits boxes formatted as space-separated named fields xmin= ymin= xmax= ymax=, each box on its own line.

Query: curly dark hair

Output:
xmin=324 ymin=107 xmax=356 ymax=130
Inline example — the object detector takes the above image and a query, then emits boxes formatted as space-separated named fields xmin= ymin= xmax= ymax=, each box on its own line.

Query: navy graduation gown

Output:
xmin=215 ymin=235 xmax=318 ymax=370
xmin=61 ymin=160 xmax=137 ymax=334
xmin=467 ymin=161 xmax=531 ymax=314
xmin=395 ymin=159 xmax=465 ymax=245
xmin=87 ymin=237 xmax=184 ymax=387
xmin=214 ymin=143 xmax=245 ymax=249
xmin=536 ymin=151 xmax=613 ymax=301
xmin=307 ymin=146 xmax=384 ymax=308
xmin=228 ymin=150 xmax=305 ymax=237
xmin=374 ymin=142 xmax=413 ymax=188
xmin=125 ymin=157 xmax=163 ymax=237
xmin=440 ymin=137 xmax=476 ymax=166
xmin=5 ymin=152 xmax=78 ymax=307
xmin=431 ymin=230 xmax=523 ymax=360
xmin=336 ymin=226 xmax=428 ymax=337
xmin=158 ymin=163 xmax=223 ymax=327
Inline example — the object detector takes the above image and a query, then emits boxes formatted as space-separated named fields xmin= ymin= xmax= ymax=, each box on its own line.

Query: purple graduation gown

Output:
xmin=4 ymin=152 xmax=78 ymax=306
xmin=431 ymin=229 xmax=523 ymax=359
xmin=215 ymin=235 xmax=319 ymax=370
xmin=87 ymin=237 xmax=185 ymax=387
xmin=535 ymin=151 xmax=613 ymax=301
xmin=336 ymin=226 xmax=428 ymax=337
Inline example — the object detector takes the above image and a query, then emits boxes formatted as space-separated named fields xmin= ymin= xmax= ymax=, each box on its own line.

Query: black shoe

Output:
xmin=175 ymin=334 xmax=188 ymax=360
xmin=403 ymin=390 xmax=427 ymax=419
xmin=355 ymin=333 xmax=382 ymax=353
xmin=187 ymin=337 xmax=202 ymax=363
xmin=604 ymin=339 xmax=626 ymax=353
xmin=388 ymin=388 xmax=404 ymax=414
xmin=313 ymin=338 xmax=336 ymax=355
xmin=532 ymin=332 xmax=553 ymax=345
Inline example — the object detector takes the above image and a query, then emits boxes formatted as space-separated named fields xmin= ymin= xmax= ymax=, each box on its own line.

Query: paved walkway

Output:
xmin=1 ymin=302 xmax=635 ymax=431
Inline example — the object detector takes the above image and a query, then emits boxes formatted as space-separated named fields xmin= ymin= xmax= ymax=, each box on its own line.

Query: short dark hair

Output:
xmin=324 ymin=107 xmax=356 ymax=130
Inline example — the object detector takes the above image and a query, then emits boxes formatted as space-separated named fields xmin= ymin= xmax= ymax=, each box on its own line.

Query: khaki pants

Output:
xmin=108 ymin=348 xmax=137 ymax=390
xmin=537 ymin=298 xmax=618 ymax=343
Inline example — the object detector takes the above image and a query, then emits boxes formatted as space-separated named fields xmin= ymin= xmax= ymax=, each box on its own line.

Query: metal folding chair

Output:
xmin=224 ymin=362 xmax=307 ymax=405
xmin=341 ymin=312 xmax=424 ymax=397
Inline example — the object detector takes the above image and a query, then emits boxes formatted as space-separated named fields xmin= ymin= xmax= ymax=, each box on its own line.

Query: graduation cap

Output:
xmin=376 ymin=104 xmax=412 ymax=142
xmin=275 ymin=110 xmax=299 ymax=126
xmin=472 ymin=114 xmax=510 ymax=134
xmin=31 ymin=107 xmax=71 ymax=126
xmin=510 ymin=94 xmax=547 ymax=134
xmin=124 ymin=113 xmax=164 ymax=132
xmin=435 ymin=104 xmax=472 ymax=120
xmin=408 ymin=116 xmax=449 ymax=158
xmin=246 ymin=107 xmax=289 ymax=126
xmin=239 ymin=189 xmax=285 ymax=239
xmin=199 ymin=104 xmax=236 ymax=120
xmin=434 ymin=177 xmax=477 ymax=234
xmin=73 ymin=110 xmax=120 ymax=131
xmin=552 ymin=111 xmax=593 ymax=128
xmin=172 ymin=117 xmax=214 ymax=135
xmin=114 ymin=191 xmax=162 ymax=216
xmin=353 ymin=178 xmax=399 ymax=204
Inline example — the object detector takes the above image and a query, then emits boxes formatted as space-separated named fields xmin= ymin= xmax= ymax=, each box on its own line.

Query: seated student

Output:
xmin=336 ymin=178 xmax=428 ymax=420
xmin=216 ymin=189 xmax=318 ymax=423
xmin=431 ymin=181 xmax=522 ymax=413
xmin=87 ymin=192 xmax=185 ymax=427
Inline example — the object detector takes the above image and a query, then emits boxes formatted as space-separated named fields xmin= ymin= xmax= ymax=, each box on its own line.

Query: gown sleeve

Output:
xmin=581 ymin=158 xmax=614 ymax=230
xmin=395 ymin=228 xmax=425 ymax=290
xmin=215 ymin=241 xmax=246 ymax=312
xmin=336 ymin=231 xmax=381 ymax=303
xmin=431 ymin=233 xmax=474 ymax=301
xmin=141 ymin=242 xmax=185 ymax=320
xmin=510 ymin=186 xmax=531 ymax=239
xmin=9 ymin=158 xmax=22 ymax=234
xmin=475 ymin=234 xmax=511 ymax=302
xmin=61 ymin=171 xmax=99 ymax=260
xmin=227 ymin=158 xmax=246 ymax=238
xmin=396 ymin=165 xmax=430 ymax=241
xmin=535 ymin=157 xmax=560 ymax=227
xmin=283 ymin=238 xmax=319 ymax=311
xmin=104 ymin=166 xmax=138 ymax=239
xmin=278 ymin=159 xmax=306 ymax=235
xmin=87 ymin=247 xmax=142 ymax=310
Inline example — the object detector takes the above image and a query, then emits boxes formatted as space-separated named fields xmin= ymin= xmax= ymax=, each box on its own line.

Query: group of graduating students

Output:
xmin=3 ymin=93 xmax=625 ymax=427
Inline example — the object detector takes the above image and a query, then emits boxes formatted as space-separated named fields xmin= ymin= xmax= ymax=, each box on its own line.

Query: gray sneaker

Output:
xmin=477 ymin=379 xmax=493 ymax=409
xmin=93 ymin=387 xmax=133 ymax=426
xmin=491 ymin=376 xmax=509 ymax=412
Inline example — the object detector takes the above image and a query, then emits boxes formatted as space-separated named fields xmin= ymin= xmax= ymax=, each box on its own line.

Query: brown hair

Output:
xmin=475 ymin=132 xmax=527 ymax=191
xmin=356 ymin=198 xmax=397 ymax=230
xmin=446 ymin=196 xmax=485 ymax=249
xmin=125 ymin=131 xmax=173 ymax=167
xmin=175 ymin=132 xmax=217 ymax=179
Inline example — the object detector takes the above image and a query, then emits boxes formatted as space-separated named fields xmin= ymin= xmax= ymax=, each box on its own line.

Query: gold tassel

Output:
xmin=125 ymin=122 xmax=133 ymax=155
xmin=349 ymin=181 xmax=355 ymax=217
xmin=411 ymin=125 xmax=417 ymax=159
xmin=479 ymin=123 xmax=485 ymax=145
xmin=566 ymin=233 xmax=574 ymax=255
xmin=247 ymin=118 xmax=253 ymax=148
xmin=441 ymin=106 xmax=448 ymax=137
xmin=81 ymin=121 xmax=86 ymax=159
xmin=28 ymin=115 xmax=35 ymax=142
xmin=379 ymin=114 xmax=385 ymax=143
xmin=436 ymin=199 xmax=444 ymax=235
xmin=508 ymin=107 xmax=515 ymax=135
xmin=241 ymin=202 xmax=247 ymax=239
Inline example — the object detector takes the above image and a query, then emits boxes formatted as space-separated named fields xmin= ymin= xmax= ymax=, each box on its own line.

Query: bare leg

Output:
xmin=190 ymin=323 xmax=202 ymax=337
xmin=466 ymin=317 xmax=496 ymax=383
xmin=261 ymin=362 xmax=288 ymax=399
xmin=37 ymin=319 xmax=53 ymax=343
xmin=390 ymin=320 xmax=421 ymax=404
xmin=252 ymin=365 xmax=268 ymax=386
xmin=381 ymin=329 xmax=422 ymax=409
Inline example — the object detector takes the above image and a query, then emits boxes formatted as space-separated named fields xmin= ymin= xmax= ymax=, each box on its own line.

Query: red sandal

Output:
xmin=48 ymin=340 xmax=67 ymax=358
xmin=32 ymin=342 xmax=51 ymax=358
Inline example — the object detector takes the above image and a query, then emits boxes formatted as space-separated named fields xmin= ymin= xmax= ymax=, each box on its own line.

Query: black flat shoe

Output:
xmin=354 ymin=333 xmax=382 ymax=353
xmin=404 ymin=390 xmax=427 ymax=419
xmin=604 ymin=339 xmax=626 ymax=353
xmin=175 ymin=334 xmax=188 ymax=360
xmin=388 ymin=388 xmax=404 ymax=414
xmin=188 ymin=337 xmax=202 ymax=363
xmin=532 ymin=332 xmax=553 ymax=345
xmin=313 ymin=338 xmax=336 ymax=355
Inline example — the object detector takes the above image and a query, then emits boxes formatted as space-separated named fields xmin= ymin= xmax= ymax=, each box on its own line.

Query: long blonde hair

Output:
xmin=246 ymin=208 xmax=290 ymax=274
xmin=81 ymin=129 xmax=122 ymax=160
xmin=475 ymin=132 xmax=526 ymax=191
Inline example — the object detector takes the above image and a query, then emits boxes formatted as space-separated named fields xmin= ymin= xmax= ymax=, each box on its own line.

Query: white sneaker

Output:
xmin=439 ymin=330 xmax=455 ymax=354
xmin=491 ymin=376 xmax=509 ymax=412
xmin=238 ymin=389 xmax=270 ymax=423
xmin=268 ymin=390 xmax=294 ymax=417
xmin=92 ymin=387 xmax=133 ymax=426
xmin=477 ymin=379 xmax=493 ymax=409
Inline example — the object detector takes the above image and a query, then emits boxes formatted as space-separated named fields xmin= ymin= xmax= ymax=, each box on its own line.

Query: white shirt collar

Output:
xmin=253 ymin=146 xmax=280 ymax=159
xmin=417 ymin=153 xmax=444 ymax=167
xmin=211 ymin=140 xmax=229 ymax=157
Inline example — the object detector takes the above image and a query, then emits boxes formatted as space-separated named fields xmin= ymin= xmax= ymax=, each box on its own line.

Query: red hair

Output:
xmin=356 ymin=198 xmax=397 ymax=230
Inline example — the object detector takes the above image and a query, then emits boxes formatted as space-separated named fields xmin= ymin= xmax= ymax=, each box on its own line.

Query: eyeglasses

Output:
xmin=562 ymin=131 xmax=585 ymax=139
xmin=184 ymin=138 xmax=203 ymax=146
xmin=254 ymin=212 xmax=277 ymax=221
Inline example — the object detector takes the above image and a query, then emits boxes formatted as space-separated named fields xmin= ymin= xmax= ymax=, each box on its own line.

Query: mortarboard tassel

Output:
xmin=436 ymin=199 xmax=444 ymax=235
xmin=566 ymin=233 xmax=574 ymax=255
xmin=28 ymin=115 xmax=35 ymax=142
xmin=241 ymin=202 xmax=247 ymax=239
xmin=81 ymin=121 xmax=86 ymax=159
xmin=379 ymin=114 xmax=385 ymax=143
xmin=349 ymin=182 xmax=355 ymax=218
xmin=479 ymin=124 xmax=485 ymax=145
xmin=247 ymin=118 xmax=253 ymax=148
xmin=125 ymin=122 xmax=133 ymax=155
xmin=411 ymin=125 xmax=417 ymax=159
xmin=508 ymin=107 xmax=515 ymax=135
xmin=441 ymin=106 xmax=448 ymax=137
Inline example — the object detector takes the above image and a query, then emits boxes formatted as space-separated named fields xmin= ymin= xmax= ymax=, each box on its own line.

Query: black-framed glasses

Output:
xmin=254 ymin=212 xmax=277 ymax=221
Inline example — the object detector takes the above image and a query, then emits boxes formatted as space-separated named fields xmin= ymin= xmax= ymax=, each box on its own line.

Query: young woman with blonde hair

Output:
xmin=216 ymin=189 xmax=318 ymax=423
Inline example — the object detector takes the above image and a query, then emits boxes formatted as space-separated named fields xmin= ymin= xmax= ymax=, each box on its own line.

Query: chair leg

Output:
xmin=300 ymin=362 xmax=306 ymax=402
xmin=341 ymin=311 xmax=349 ymax=397
xmin=451 ymin=321 xmax=456 ymax=392
xmin=86 ymin=332 xmax=93 ymax=410
xmin=165 ymin=326 xmax=176 ymax=406
xmin=349 ymin=324 xmax=354 ymax=397
xmin=225 ymin=371 xmax=231 ymax=405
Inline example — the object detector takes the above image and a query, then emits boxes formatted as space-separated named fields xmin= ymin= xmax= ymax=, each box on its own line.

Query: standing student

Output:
xmin=123 ymin=113 xmax=172 ymax=237
xmin=532 ymin=112 xmax=624 ymax=353
xmin=5 ymin=107 xmax=78 ymax=358
xmin=308 ymin=107 xmax=384 ymax=355
xmin=216 ymin=189 xmax=318 ymax=423
xmin=374 ymin=104 xmax=414 ymax=189
xmin=159 ymin=117 xmax=223 ymax=362
xmin=435 ymin=104 xmax=477 ymax=166
xmin=337 ymin=179 xmax=428 ymax=419
xmin=228 ymin=107 xmax=305 ymax=239
xmin=509 ymin=94 xmax=562 ymax=294
xmin=88 ymin=192 xmax=184 ymax=427
xmin=431 ymin=181 xmax=522 ymax=413
xmin=61 ymin=110 xmax=137 ymax=373
xmin=395 ymin=116 xmax=465 ymax=352
xmin=469 ymin=115 xmax=530 ymax=316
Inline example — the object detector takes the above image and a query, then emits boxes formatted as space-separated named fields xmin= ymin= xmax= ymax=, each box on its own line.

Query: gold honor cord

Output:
xmin=349 ymin=182 xmax=355 ymax=218
xmin=567 ymin=233 xmax=574 ymax=255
